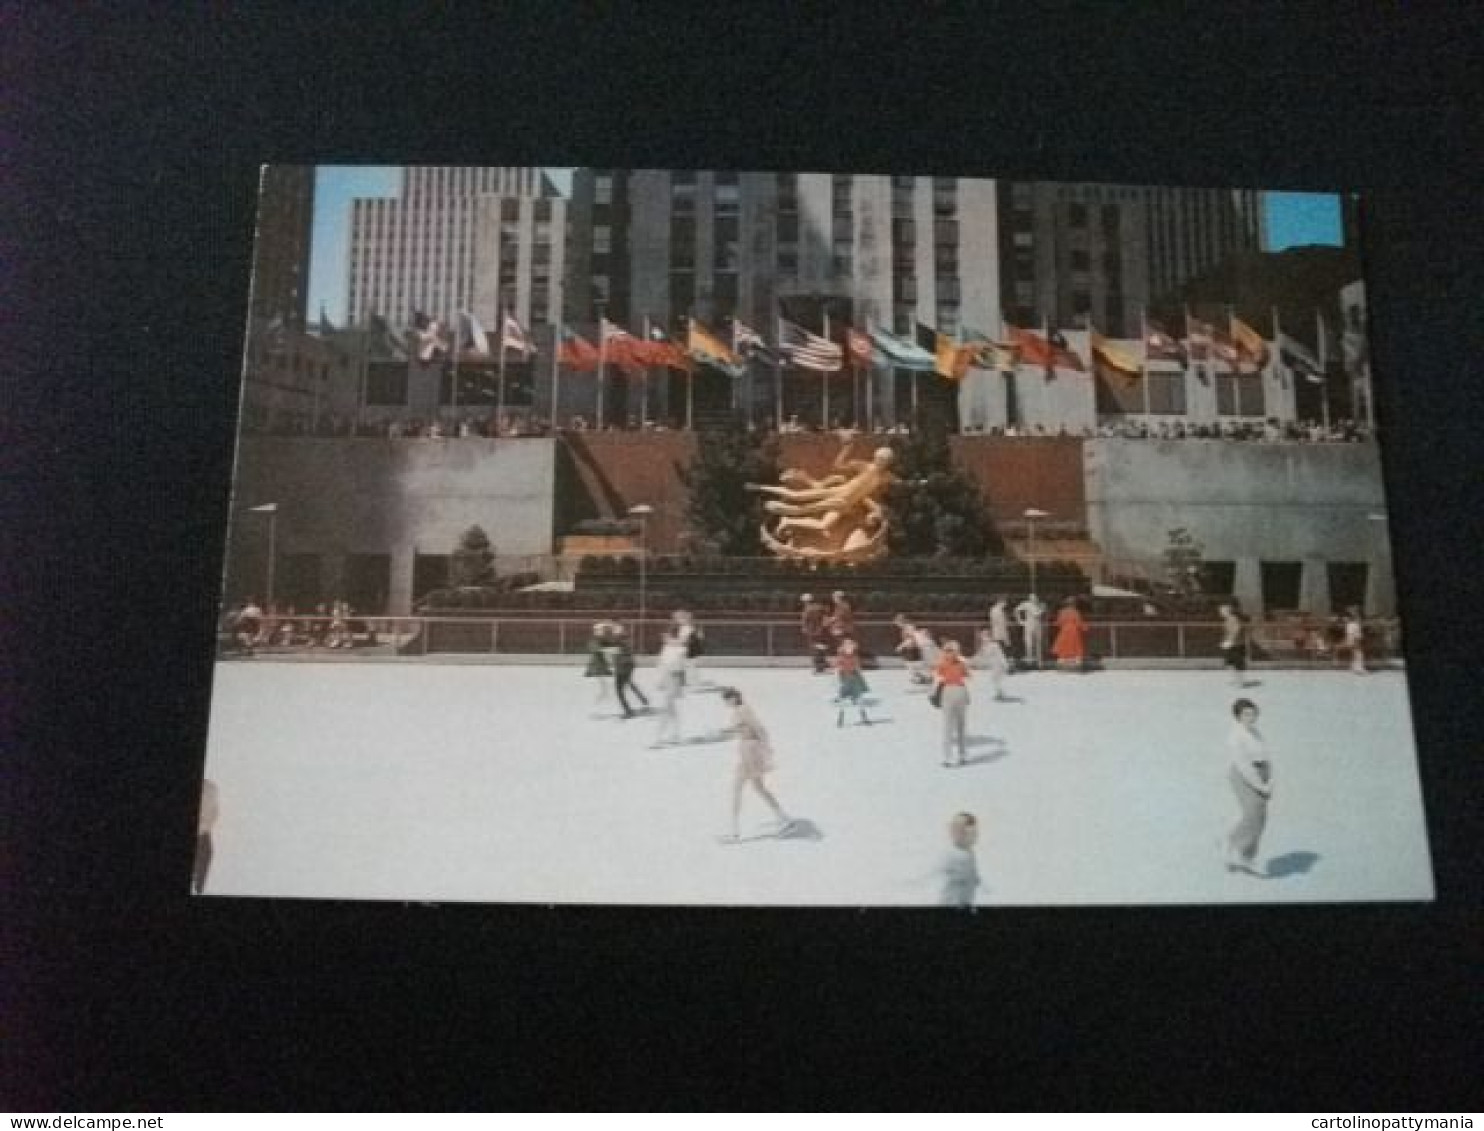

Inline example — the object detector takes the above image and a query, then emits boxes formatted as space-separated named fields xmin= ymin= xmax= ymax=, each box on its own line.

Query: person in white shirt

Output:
xmin=1013 ymin=593 xmax=1044 ymax=668
xmin=650 ymin=630 xmax=688 ymax=748
xmin=1225 ymin=698 xmax=1273 ymax=876
xmin=938 ymin=812 xmax=981 ymax=907
xmin=1342 ymin=607 xmax=1367 ymax=675
xmin=975 ymin=628 xmax=1010 ymax=700
xmin=989 ymin=595 xmax=1013 ymax=659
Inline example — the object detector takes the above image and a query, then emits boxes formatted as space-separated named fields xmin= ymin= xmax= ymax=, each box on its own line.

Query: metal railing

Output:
xmin=219 ymin=614 xmax=1403 ymax=663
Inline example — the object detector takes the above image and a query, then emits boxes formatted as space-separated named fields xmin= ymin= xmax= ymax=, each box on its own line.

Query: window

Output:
xmin=777 ymin=247 xmax=798 ymax=275
xmin=776 ymin=213 xmax=798 ymax=243
xmin=671 ymin=176 xmax=697 ymax=214
xmin=1014 ymin=280 xmax=1035 ymax=306
xmin=501 ymin=199 xmax=519 ymax=222
xmin=776 ymin=173 xmax=797 ymax=211
xmin=1011 ymin=182 xmax=1033 ymax=207
xmin=671 ymin=272 xmax=695 ymax=313
xmin=892 ymin=179 xmax=914 ymax=218
xmin=715 ymin=180 xmax=740 ymax=213
xmin=936 ymin=277 xmax=961 ymax=303
xmin=1203 ymin=561 xmax=1236 ymax=598
xmin=1146 ymin=370 xmax=1186 ymax=414
xmin=1327 ymin=562 xmax=1369 ymax=613
xmin=832 ymin=174 xmax=853 ymax=212
xmin=1102 ymin=203 xmax=1119 ymax=235
xmin=1068 ymin=202 xmax=1088 ymax=227
xmin=1072 ymin=291 xmax=1091 ymax=315
xmin=595 ymin=174 xmax=613 ymax=205
xmin=535 ymin=199 xmax=551 ymax=222
xmin=937 ymin=306 xmax=960 ymax=334
xmin=1013 ymin=231 xmax=1034 ymax=248
xmin=892 ymin=217 xmax=915 ymax=246
xmin=1217 ymin=373 xmax=1265 ymax=416
xmin=1104 ymin=295 xmax=1125 ymax=331
xmin=594 ymin=225 xmax=611 ymax=254
xmin=833 ymin=215 xmax=853 ymax=242
xmin=344 ymin=554 xmax=391 ymax=616
xmin=934 ymin=219 xmax=958 ymax=246
xmin=895 ymin=276 xmax=917 ymax=303
xmin=1260 ymin=561 xmax=1303 ymax=613
xmin=1103 ymin=249 xmax=1121 ymax=274
xmin=1070 ymin=249 xmax=1090 ymax=271
xmin=413 ymin=555 xmax=451 ymax=602
xmin=591 ymin=275 xmax=610 ymax=303
xmin=713 ymin=273 xmax=738 ymax=311
xmin=935 ymin=245 xmax=958 ymax=273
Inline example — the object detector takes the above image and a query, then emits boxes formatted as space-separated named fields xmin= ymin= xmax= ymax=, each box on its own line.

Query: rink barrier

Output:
xmin=218 ymin=615 xmax=1403 ymax=664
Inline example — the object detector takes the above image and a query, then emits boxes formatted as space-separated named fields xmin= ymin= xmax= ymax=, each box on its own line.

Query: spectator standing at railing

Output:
xmin=800 ymin=594 xmax=830 ymax=674
xmin=1051 ymin=597 xmax=1087 ymax=672
xmin=235 ymin=598 xmax=263 ymax=655
xmin=1014 ymin=593 xmax=1045 ymax=669
xmin=989 ymin=595 xmax=1013 ymax=661
xmin=1219 ymin=602 xmax=1251 ymax=688
xmin=1342 ymin=607 xmax=1367 ymax=675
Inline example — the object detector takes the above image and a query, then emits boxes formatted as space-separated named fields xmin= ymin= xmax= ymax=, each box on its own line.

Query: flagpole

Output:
xmin=1139 ymin=308 xmax=1152 ymax=426
xmin=450 ymin=316 xmax=461 ymax=418
xmin=357 ymin=317 xmax=368 ymax=434
xmin=864 ymin=324 xmax=874 ymax=432
xmin=821 ymin=310 xmax=831 ymax=430
xmin=685 ymin=315 xmax=695 ymax=432
xmin=1317 ymin=308 xmax=1331 ymax=432
xmin=551 ymin=324 xmax=562 ymax=428
xmin=496 ymin=315 xmax=508 ymax=428
xmin=596 ymin=311 xmax=607 ymax=431
xmin=774 ymin=313 xmax=784 ymax=431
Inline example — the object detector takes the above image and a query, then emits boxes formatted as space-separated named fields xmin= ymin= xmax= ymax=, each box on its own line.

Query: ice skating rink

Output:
xmin=199 ymin=662 xmax=1434 ymax=906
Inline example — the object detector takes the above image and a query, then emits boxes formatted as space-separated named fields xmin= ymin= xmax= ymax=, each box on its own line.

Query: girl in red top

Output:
xmin=933 ymin=640 xmax=972 ymax=767
xmin=1051 ymin=596 xmax=1087 ymax=671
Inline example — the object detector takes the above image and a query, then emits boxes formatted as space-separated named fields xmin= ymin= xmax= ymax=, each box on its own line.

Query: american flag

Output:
xmin=778 ymin=319 xmax=843 ymax=372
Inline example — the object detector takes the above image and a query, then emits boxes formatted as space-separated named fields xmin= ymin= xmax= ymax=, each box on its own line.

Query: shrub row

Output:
xmin=576 ymin=554 xmax=1087 ymax=580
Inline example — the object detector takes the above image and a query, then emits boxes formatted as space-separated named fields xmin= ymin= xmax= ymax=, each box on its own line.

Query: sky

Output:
xmin=306 ymin=168 xmax=1341 ymax=327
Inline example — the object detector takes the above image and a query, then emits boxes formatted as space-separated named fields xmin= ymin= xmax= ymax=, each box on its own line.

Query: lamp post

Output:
xmin=629 ymin=504 xmax=655 ymax=654
xmin=1023 ymin=507 xmax=1049 ymax=599
xmin=1367 ymin=512 xmax=1389 ymax=624
xmin=248 ymin=502 xmax=279 ymax=611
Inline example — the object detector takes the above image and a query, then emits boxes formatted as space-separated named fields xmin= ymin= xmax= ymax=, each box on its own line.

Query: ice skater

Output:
xmin=1051 ymin=596 xmax=1087 ymax=672
xmin=610 ymin=624 xmax=649 ymax=719
xmin=649 ymin=629 xmax=688 ymax=747
xmin=913 ymin=623 xmax=941 ymax=679
xmin=1224 ymin=698 xmax=1273 ymax=877
xmin=1219 ymin=602 xmax=1250 ymax=687
xmin=974 ymin=627 xmax=1011 ymax=700
xmin=989 ymin=595 xmax=1013 ymax=661
xmin=718 ymin=687 xmax=793 ymax=842
xmin=673 ymin=609 xmax=705 ymax=687
xmin=937 ymin=812 xmax=981 ymax=908
xmin=832 ymin=638 xmax=872 ymax=726
xmin=894 ymin=614 xmax=926 ymax=685
xmin=800 ymin=593 xmax=831 ymax=674
xmin=584 ymin=621 xmax=616 ymax=713
xmin=933 ymin=639 xmax=972 ymax=767
xmin=1015 ymin=592 xmax=1045 ymax=668
xmin=1342 ymin=607 xmax=1367 ymax=675
xmin=192 ymin=778 xmax=219 ymax=895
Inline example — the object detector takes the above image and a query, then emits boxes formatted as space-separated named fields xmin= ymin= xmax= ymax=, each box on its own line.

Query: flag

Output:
xmin=1231 ymin=315 xmax=1269 ymax=373
xmin=1144 ymin=320 xmax=1186 ymax=364
xmin=867 ymin=325 xmax=936 ymax=370
xmin=557 ymin=325 xmax=601 ymax=372
xmin=501 ymin=313 xmax=536 ymax=358
xmin=846 ymin=327 xmax=874 ymax=369
xmin=637 ymin=323 xmax=693 ymax=370
xmin=412 ymin=312 xmax=450 ymax=363
xmin=732 ymin=319 xmax=775 ymax=362
xmin=778 ymin=319 xmax=843 ymax=372
xmin=683 ymin=319 xmax=744 ymax=376
xmin=1185 ymin=313 xmax=1214 ymax=363
xmin=924 ymin=327 xmax=977 ymax=380
xmin=1006 ymin=325 xmax=1084 ymax=373
xmin=460 ymin=312 xmax=491 ymax=357
xmin=1278 ymin=330 xmax=1323 ymax=383
xmin=600 ymin=318 xmax=646 ymax=376
xmin=1090 ymin=329 xmax=1142 ymax=384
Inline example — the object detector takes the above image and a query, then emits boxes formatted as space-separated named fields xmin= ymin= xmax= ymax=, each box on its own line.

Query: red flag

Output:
xmin=557 ymin=326 xmax=600 ymax=372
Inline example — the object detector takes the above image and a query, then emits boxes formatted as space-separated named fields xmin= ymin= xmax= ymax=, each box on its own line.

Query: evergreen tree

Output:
xmin=1162 ymin=527 xmax=1206 ymax=596
xmin=885 ymin=420 xmax=1002 ymax=558
xmin=450 ymin=525 xmax=496 ymax=587
xmin=680 ymin=428 xmax=780 ymax=556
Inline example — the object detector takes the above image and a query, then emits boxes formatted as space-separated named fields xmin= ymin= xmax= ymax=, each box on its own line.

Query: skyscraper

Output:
xmin=250 ymin=165 xmax=315 ymax=331
xmin=345 ymin=166 xmax=563 ymax=331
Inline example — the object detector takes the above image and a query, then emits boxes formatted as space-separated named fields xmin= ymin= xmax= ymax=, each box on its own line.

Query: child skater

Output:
xmin=933 ymin=639 xmax=972 ymax=767
xmin=584 ymin=621 xmax=615 ymax=713
xmin=833 ymin=637 xmax=873 ymax=727
xmin=894 ymin=614 xmax=926 ymax=685
xmin=937 ymin=812 xmax=981 ymax=908
xmin=975 ymin=626 xmax=1011 ymax=701
xmin=718 ymin=687 xmax=794 ymax=842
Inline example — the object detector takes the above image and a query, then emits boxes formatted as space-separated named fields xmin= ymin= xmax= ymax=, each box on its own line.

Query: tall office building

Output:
xmin=345 ymin=166 xmax=565 ymax=331
xmin=998 ymin=182 xmax=1262 ymax=336
xmin=568 ymin=169 xmax=1000 ymax=426
xmin=250 ymin=165 xmax=315 ymax=331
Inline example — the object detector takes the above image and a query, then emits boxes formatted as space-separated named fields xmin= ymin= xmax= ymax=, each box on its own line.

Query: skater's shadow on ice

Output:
xmin=777 ymin=817 xmax=823 ymax=841
xmin=1263 ymin=850 xmax=1320 ymax=879
xmin=672 ymin=731 xmax=732 ymax=747
xmin=961 ymin=736 xmax=1010 ymax=764
xmin=989 ymin=694 xmax=1027 ymax=705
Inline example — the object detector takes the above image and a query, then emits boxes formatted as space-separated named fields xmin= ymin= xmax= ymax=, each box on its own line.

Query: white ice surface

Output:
xmin=199 ymin=663 xmax=1435 ymax=906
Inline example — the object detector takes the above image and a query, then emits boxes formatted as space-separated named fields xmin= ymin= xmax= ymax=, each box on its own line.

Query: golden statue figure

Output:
xmin=747 ymin=444 xmax=894 ymax=563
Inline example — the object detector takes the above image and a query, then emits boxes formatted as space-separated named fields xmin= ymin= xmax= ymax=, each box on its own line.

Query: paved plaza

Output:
xmin=199 ymin=661 xmax=1433 ymax=906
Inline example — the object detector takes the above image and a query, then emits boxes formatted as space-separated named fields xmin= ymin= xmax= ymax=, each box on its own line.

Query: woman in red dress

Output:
xmin=1051 ymin=596 xmax=1087 ymax=671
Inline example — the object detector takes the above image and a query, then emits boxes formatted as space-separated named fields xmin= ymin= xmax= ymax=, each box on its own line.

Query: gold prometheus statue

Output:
xmin=747 ymin=443 xmax=895 ymax=563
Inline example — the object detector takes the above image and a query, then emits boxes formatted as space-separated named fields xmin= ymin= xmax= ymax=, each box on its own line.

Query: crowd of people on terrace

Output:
xmin=250 ymin=410 xmax=1374 ymax=443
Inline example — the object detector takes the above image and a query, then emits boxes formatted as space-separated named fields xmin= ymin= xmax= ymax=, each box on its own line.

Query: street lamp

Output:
xmin=1023 ymin=507 xmax=1049 ymax=599
xmin=629 ymin=504 xmax=655 ymax=654
xmin=248 ymin=502 xmax=279 ymax=611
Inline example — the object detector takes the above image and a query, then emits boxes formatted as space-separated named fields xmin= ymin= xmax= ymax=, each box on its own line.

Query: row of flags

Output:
xmin=339 ymin=306 xmax=1355 ymax=389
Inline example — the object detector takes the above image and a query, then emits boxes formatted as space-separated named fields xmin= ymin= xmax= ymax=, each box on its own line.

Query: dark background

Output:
xmin=6 ymin=6 xmax=1481 ymax=1111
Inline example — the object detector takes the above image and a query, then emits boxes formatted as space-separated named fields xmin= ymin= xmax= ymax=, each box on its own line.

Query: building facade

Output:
xmin=999 ymin=182 xmax=1262 ymax=337
xmin=346 ymin=166 xmax=565 ymax=333
xmin=250 ymin=165 xmax=315 ymax=332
